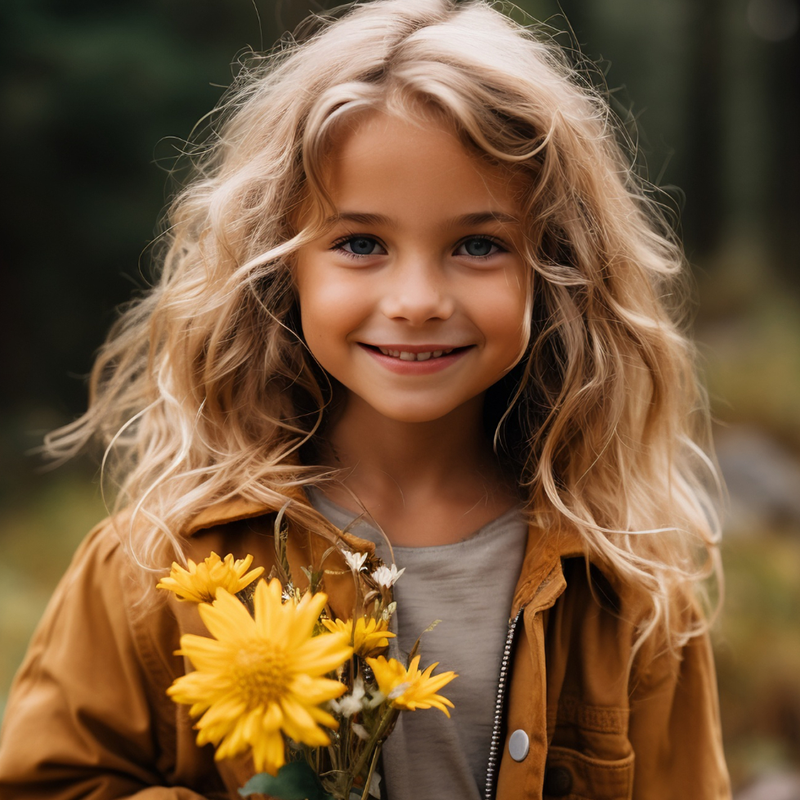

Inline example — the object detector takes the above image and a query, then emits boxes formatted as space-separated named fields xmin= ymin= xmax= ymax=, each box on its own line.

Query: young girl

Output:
xmin=0 ymin=1 xmax=730 ymax=798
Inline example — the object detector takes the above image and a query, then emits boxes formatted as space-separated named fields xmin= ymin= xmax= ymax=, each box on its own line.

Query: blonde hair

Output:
xmin=47 ymin=0 xmax=721 ymax=649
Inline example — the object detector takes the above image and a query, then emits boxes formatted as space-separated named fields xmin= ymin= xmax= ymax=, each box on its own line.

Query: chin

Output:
xmin=370 ymin=402 xmax=461 ymax=425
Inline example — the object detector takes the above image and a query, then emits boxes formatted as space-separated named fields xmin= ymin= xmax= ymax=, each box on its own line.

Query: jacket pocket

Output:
xmin=543 ymin=746 xmax=635 ymax=800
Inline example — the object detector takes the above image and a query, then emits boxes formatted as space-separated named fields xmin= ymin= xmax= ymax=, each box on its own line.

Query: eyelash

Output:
xmin=330 ymin=234 xmax=508 ymax=260
xmin=330 ymin=235 xmax=385 ymax=260
xmin=455 ymin=236 xmax=507 ymax=258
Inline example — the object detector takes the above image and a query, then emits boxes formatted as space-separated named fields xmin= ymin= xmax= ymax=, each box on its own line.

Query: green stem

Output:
xmin=359 ymin=741 xmax=383 ymax=800
xmin=347 ymin=706 xmax=397 ymax=793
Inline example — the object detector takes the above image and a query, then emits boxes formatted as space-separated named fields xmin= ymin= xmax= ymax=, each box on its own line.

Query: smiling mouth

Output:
xmin=379 ymin=347 xmax=452 ymax=362
xmin=365 ymin=345 xmax=468 ymax=362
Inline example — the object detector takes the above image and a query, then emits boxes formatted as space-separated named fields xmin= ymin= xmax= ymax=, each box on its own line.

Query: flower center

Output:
xmin=232 ymin=641 xmax=290 ymax=706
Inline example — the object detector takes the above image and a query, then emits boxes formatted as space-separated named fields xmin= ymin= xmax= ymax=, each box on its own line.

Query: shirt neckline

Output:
xmin=306 ymin=486 xmax=525 ymax=552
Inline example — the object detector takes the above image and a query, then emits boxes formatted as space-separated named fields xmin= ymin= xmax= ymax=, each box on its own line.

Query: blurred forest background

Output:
xmin=1 ymin=0 xmax=799 ymax=796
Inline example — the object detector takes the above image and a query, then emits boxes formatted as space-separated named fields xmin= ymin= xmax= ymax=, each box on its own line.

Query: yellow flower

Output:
xmin=156 ymin=552 xmax=264 ymax=604
xmin=321 ymin=616 xmax=395 ymax=657
xmin=366 ymin=655 xmax=457 ymax=717
xmin=168 ymin=578 xmax=352 ymax=775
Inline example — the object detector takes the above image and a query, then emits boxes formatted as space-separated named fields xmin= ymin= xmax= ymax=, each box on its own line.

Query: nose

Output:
xmin=378 ymin=257 xmax=455 ymax=325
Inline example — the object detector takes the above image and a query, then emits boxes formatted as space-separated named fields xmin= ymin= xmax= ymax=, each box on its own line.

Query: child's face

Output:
xmin=294 ymin=111 xmax=528 ymax=426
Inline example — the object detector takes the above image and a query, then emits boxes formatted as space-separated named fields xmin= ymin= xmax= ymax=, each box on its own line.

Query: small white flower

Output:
xmin=381 ymin=601 xmax=397 ymax=622
xmin=343 ymin=550 xmax=368 ymax=572
xmin=372 ymin=564 xmax=405 ymax=588
xmin=335 ymin=678 xmax=367 ymax=718
xmin=351 ymin=722 xmax=370 ymax=741
xmin=388 ymin=681 xmax=411 ymax=701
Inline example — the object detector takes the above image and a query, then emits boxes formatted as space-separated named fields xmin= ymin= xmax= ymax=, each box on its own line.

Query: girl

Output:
xmin=0 ymin=1 xmax=730 ymax=798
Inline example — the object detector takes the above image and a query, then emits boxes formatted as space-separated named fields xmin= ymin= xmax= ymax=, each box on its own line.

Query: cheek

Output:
xmin=295 ymin=262 xmax=364 ymax=352
xmin=478 ymin=275 xmax=529 ymax=355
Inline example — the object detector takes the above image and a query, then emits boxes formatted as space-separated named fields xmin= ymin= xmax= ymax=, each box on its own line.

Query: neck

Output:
xmin=317 ymin=394 xmax=519 ymax=545
xmin=332 ymin=393 xmax=490 ymax=479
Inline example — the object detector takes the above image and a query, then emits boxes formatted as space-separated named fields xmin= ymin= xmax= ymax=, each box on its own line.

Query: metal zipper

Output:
xmin=483 ymin=608 xmax=524 ymax=800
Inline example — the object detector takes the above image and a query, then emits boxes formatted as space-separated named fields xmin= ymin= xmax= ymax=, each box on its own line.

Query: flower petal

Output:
xmin=164 ymin=574 xmax=350 ymax=771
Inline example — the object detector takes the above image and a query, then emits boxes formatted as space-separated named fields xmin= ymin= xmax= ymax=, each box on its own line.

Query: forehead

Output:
xmin=318 ymin=110 xmax=526 ymax=221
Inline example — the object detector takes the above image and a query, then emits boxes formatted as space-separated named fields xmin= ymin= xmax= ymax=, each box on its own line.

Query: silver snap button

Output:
xmin=508 ymin=729 xmax=530 ymax=761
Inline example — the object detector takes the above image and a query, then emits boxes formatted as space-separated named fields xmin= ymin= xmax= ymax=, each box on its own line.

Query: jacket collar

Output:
xmin=184 ymin=492 xmax=611 ymax=612
xmin=184 ymin=495 xmax=281 ymax=537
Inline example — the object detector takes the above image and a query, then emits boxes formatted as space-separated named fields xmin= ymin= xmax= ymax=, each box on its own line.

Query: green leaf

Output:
xmin=239 ymin=762 xmax=333 ymax=800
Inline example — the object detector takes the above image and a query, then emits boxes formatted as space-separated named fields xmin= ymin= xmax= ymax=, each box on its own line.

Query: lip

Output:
xmin=358 ymin=343 xmax=473 ymax=374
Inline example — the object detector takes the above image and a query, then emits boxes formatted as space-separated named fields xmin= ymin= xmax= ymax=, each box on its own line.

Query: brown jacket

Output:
xmin=0 ymin=494 xmax=730 ymax=800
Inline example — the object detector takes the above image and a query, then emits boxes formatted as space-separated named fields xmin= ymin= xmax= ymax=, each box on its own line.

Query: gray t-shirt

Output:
xmin=308 ymin=489 xmax=528 ymax=800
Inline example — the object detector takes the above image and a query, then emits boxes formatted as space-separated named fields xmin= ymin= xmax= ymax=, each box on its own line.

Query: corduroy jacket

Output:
xmin=0 ymin=493 xmax=731 ymax=800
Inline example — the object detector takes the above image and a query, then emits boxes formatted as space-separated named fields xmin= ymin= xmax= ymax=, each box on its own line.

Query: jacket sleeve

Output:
xmin=0 ymin=523 xmax=224 ymax=800
xmin=628 ymin=624 xmax=731 ymax=800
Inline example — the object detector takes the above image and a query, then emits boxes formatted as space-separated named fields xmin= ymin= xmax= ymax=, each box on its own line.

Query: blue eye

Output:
xmin=335 ymin=236 xmax=385 ymax=257
xmin=456 ymin=237 xmax=503 ymax=257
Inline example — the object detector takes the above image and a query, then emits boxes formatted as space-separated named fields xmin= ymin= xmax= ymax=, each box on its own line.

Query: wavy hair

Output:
xmin=46 ymin=0 xmax=721 ymax=649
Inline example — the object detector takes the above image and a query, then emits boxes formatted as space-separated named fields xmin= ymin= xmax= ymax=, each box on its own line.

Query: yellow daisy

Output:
xmin=156 ymin=552 xmax=264 ymax=604
xmin=168 ymin=578 xmax=353 ymax=775
xmin=321 ymin=616 xmax=395 ymax=657
xmin=366 ymin=655 xmax=457 ymax=717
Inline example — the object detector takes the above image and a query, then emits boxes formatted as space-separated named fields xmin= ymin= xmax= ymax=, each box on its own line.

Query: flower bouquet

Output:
xmin=157 ymin=509 xmax=457 ymax=800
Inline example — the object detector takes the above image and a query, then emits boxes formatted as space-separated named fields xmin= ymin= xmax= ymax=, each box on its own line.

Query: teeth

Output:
xmin=376 ymin=347 xmax=455 ymax=361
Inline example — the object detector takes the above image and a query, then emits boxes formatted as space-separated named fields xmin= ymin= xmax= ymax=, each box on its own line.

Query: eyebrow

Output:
xmin=326 ymin=212 xmax=392 ymax=227
xmin=325 ymin=211 xmax=520 ymax=228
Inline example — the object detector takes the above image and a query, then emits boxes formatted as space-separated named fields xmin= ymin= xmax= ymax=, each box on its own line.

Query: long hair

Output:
xmin=46 ymin=0 xmax=721 ymax=648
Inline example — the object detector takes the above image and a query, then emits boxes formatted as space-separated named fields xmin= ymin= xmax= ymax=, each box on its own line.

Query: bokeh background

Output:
xmin=1 ymin=0 xmax=799 ymax=796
